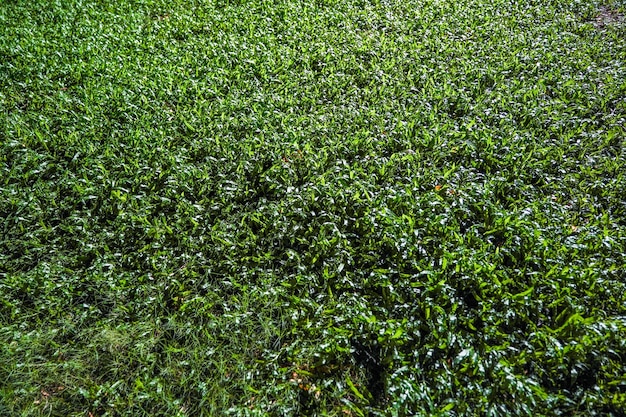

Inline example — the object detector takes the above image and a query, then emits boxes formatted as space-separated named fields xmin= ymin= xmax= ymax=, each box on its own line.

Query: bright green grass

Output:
xmin=1 ymin=0 xmax=625 ymax=415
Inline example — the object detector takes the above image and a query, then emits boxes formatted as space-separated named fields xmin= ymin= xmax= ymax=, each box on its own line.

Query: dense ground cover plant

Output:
xmin=1 ymin=0 xmax=625 ymax=415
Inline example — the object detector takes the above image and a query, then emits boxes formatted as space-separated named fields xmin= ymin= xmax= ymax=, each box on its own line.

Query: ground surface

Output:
xmin=1 ymin=0 xmax=626 ymax=415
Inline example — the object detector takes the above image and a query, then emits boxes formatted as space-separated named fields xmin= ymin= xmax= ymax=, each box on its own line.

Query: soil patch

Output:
xmin=593 ymin=5 xmax=625 ymax=29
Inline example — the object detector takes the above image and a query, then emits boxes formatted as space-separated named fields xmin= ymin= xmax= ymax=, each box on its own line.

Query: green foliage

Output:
xmin=1 ymin=0 xmax=625 ymax=415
